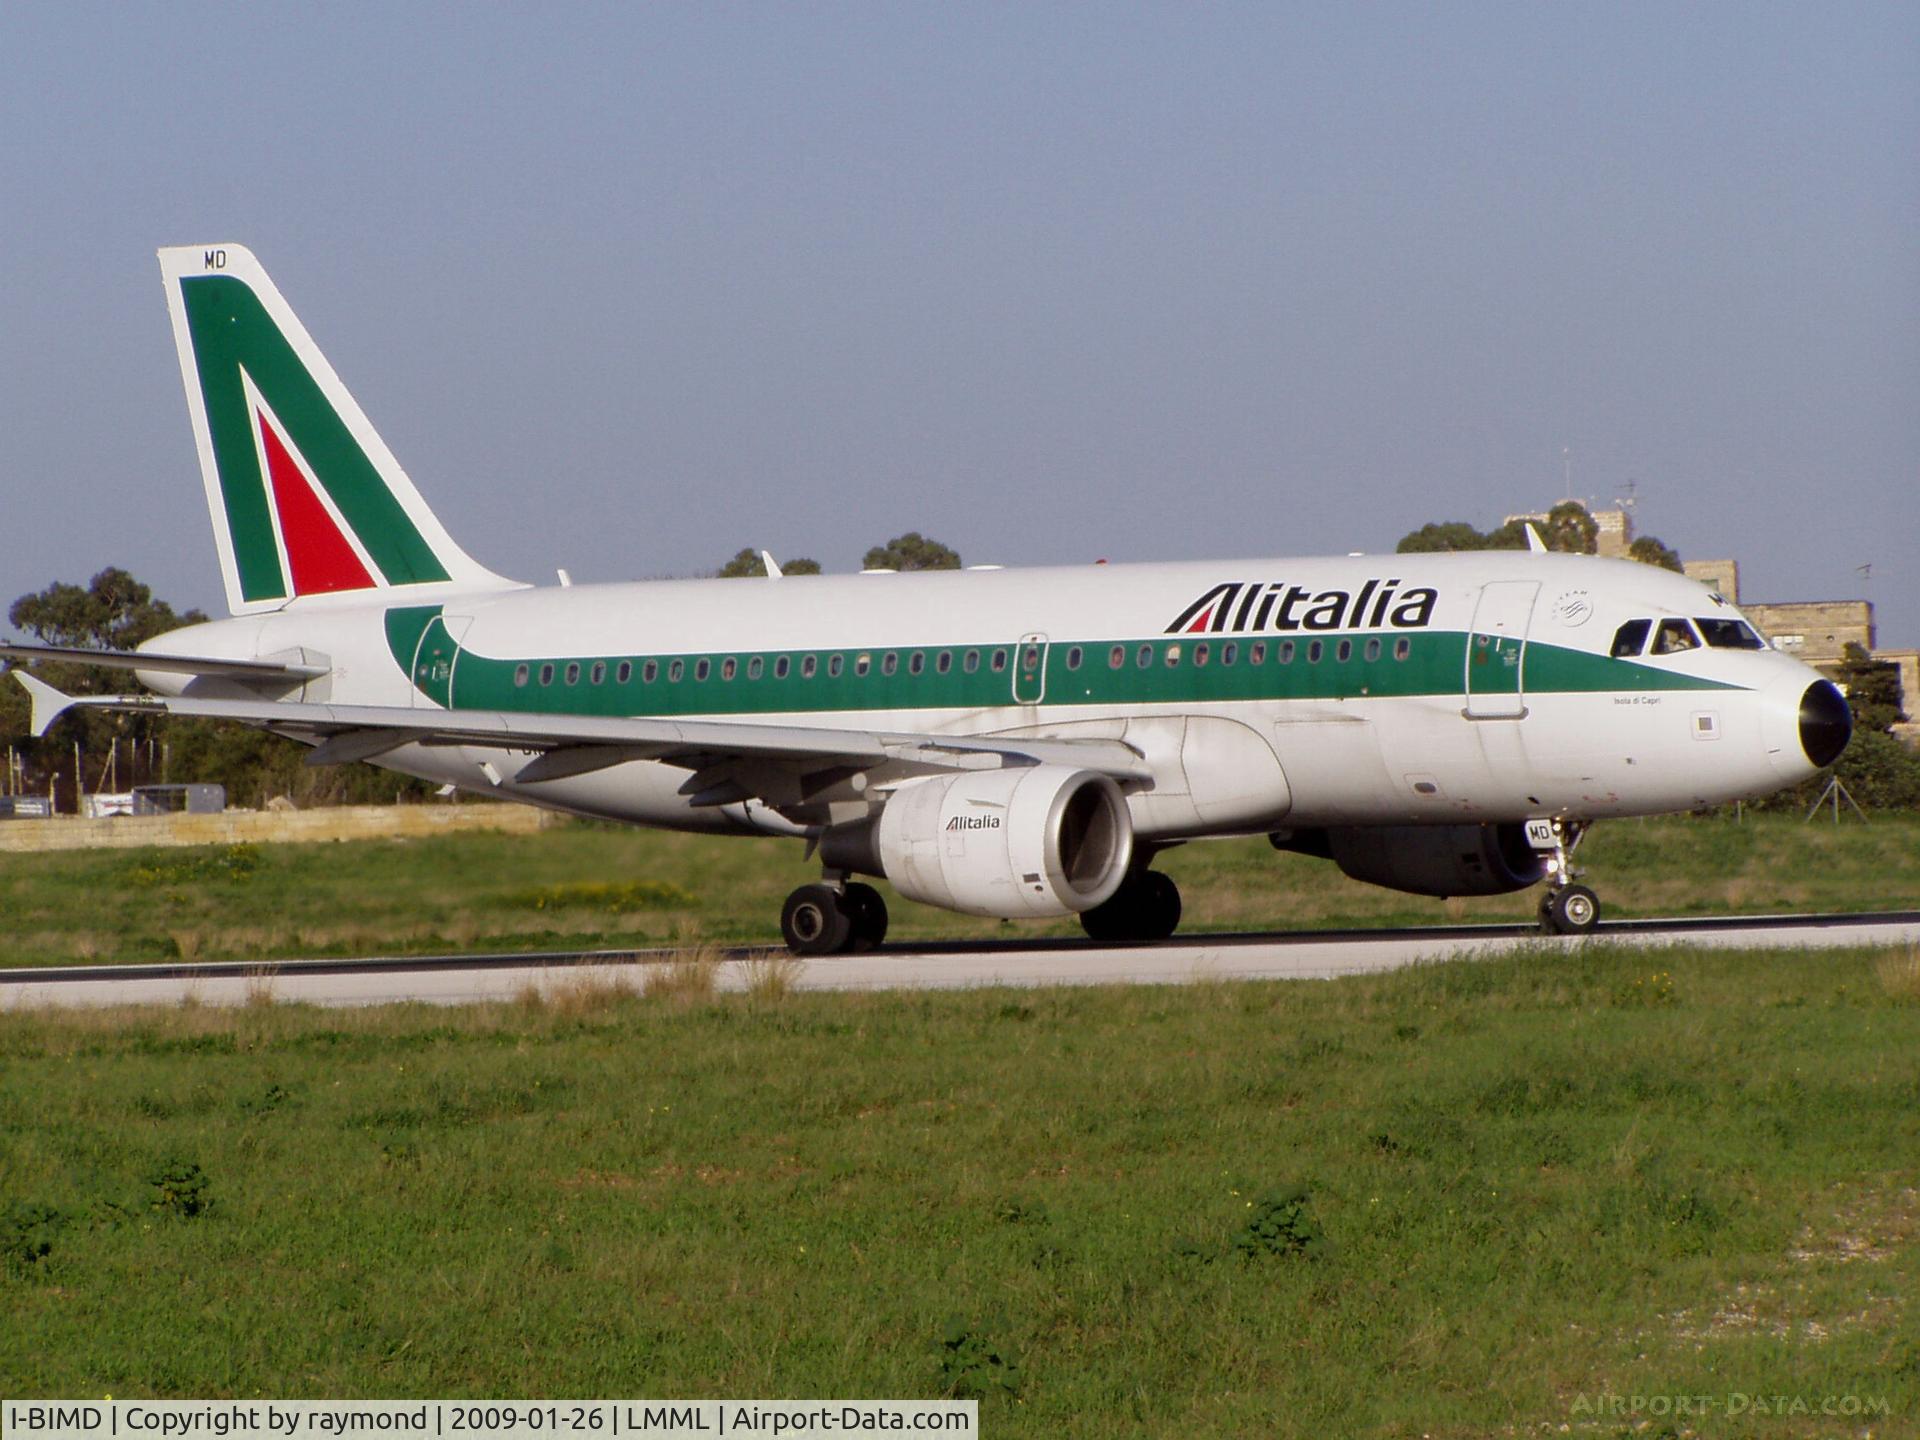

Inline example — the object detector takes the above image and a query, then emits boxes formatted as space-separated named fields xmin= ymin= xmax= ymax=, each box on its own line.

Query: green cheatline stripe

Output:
xmin=382 ymin=606 xmax=1739 ymax=719
xmin=180 ymin=276 xmax=453 ymax=601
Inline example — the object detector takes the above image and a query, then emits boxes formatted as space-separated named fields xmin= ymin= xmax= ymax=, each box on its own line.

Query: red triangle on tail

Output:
xmin=258 ymin=412 xmax=376 ymax=595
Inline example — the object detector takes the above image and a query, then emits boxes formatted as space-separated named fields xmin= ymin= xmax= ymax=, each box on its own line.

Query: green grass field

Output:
xmin=1 ymin=812 xmax=1916 ymax=967
xmin=2 ymin=944 xmax=1916 ymax=1435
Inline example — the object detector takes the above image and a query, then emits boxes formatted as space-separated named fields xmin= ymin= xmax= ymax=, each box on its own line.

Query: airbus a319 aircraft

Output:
xmin=4 ymin=245 xmax=1852 ymax=953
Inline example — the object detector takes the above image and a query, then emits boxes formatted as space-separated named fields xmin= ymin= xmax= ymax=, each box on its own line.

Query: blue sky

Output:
xmin=3 ymin=3 xmax=1915 ymax=643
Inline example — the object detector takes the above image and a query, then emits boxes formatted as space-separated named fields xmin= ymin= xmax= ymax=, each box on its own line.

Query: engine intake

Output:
xmin=1322 ymin=822 xmax=1547 ymax=898
xmin=865 ymin=765 xmax=1133 ymax=918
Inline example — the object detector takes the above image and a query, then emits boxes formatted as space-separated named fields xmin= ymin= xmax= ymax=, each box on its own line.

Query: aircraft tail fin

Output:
xmin=158 ymin=244 xmax=523 ymax=616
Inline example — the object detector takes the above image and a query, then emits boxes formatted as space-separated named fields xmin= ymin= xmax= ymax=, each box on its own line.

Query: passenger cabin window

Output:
xmin=564 ymin=662 xmax=581 ymax=685
xmin=695 ymin=659 xmax=711 ymax=681
xmin=774 ymin=656 xmax=790 ymax=679
xmin=829 ymin=655 xmax=844 ymax=677
xmin=1336 ymin=639 xmax=1352 ymax=663
xmin=1136 ymin=644 xmax=1153 ymax=669
xmin=1165 ymin=644 xmax=1181 ymax=668
xmin=1394 ymin=637 xmax=1411 ymax=661
xmin=513 ymin=664 xmax=530 ymax=688
xmin=1278 ymin=641 xmax=1295 ymax=664
xmin=590 ymin=661 xmax=606 ymax=685
xmin=991 ymin=649 xmax=1009 ymax=672
xmin=721 ymin=658 xmax=737 ymax=681
xmin=539 ymin=664 xmax=554 ymax=686
xmin=1109 ymin=645 xmax=1125 ymax=669
xmin=801 ymin=655 xmax=817 ymax=678
xmin=1696 ymin=618 xmax=1766 ymax=650
xmin=1248 ymin=641 xmax=1266 ymax=665
xmin=964 ymin=650 xmax=980 ymax=673
xmin=882 ymin=653 xmax=899 ymax=676
xmin=1222 ymin=642 xmax=1237 ymax=666
xmin=936 ymin=651 xmax=952 ymax=674
xmin=1364 ymin=638 xmax=1381 ymax=662
xmin=747 ymin=657 xmax=763 ymax=679
xmin=855 ymin=654 xmax=871 ymax=677
xmin=668 ymin=660 xmax=684 ymax=682
xmin=1307 ymin=641 xmax=1323 ymax=664
xmin=1610 ymin=619 xmax=1652 ymax=658
xmin=908 ymin=651 xmax=924 ymax=675
xmin=1065 ymin=647 xmax=1082 ymax=670
xmin=1193 ymin=642 xmax=1210 ymax=667
xmin=643 ymin=661 xmax=658 ymax=683
xmin=1651 ymin=619 xmax=1700 ymax=656
xmin=616 ymin=661 xmax=632 ymax=684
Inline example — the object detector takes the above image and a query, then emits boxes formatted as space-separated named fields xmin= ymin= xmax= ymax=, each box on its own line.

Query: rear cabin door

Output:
xmin=1463 ymin=582 xmax=1537 ymax=719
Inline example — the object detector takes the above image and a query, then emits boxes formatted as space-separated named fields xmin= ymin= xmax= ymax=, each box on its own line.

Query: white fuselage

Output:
xmin=136 ymin=549 xmax=1834 ymax=842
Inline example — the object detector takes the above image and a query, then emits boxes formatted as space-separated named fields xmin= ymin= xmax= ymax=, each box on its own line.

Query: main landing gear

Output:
xmin=1536 ymin=821 xmax=1600 ymax=936
xmin=780 ymin=879 xmax=888 ymax=956
xmin=1079 ymin=869 xmax=1182 ymax=943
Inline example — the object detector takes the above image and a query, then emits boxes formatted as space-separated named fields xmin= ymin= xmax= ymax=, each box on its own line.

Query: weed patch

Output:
xmin=147 ymin=1161 xmax=211 ymax=1219
xmin=937 ymin=1316 xmax=1023 ymax=1400
xmin=127 ymin=845 xmax=261 ymax=888
xmin=496 ymin=880 xmax=693 ymax=913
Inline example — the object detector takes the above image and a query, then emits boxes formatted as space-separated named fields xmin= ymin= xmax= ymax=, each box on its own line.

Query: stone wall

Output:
xmin=0 ymin=801 xmax=562 ymax=854
xmin=1741 ymin=600 xmax=1877 ymax=665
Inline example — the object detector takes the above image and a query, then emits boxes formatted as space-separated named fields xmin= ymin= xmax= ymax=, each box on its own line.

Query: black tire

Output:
xmin=1135 ymin=870 xmax=1183 ymax=940
xmin=1079 ymin=871 xmax=1182 ymax=943
xmin=781 ymin=883 xmax=853 ymax=955
xmin=1079 ymin=885 xmax=1136 ymax=942
xmin=1542 ymin=883 xmax=1600 ymax=936
xmin=841 ymin=882 xmax=889 ymax=951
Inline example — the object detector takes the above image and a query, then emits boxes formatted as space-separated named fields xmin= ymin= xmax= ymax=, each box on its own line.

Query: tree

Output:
xmin=4 ymin=569 xmax=209 ymax=807
xmin=1629 ymin=535 xmax=1683 ymax=572
xmin=1539 ymin=501 xmax=1599 ymax=555
xmin=1395 ymin=521 xmax=1487 ymax=554
xmin=1835 ymin=642 xmax=1906 ymax=735
xmin=9 ymin=566 xmax=205 ymax=651
xmin=716 ymin=549 xmax=824 ymax=578
xmin=862 ymin=532 xmax=961 ymax=571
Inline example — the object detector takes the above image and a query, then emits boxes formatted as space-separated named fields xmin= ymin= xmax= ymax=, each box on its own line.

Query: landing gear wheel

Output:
xmin=840 ymin=882 xmax=889 ymax=951
xmin=1541 ymin=883 xmax=1600 ymax=936
xmin=1079 ymin=871 xmax=1183 ymax=943
xmin=781 ymin=883 xmax=853 ymax=956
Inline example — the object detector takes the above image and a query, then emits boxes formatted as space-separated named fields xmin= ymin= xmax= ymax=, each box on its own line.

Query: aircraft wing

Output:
xmin=11 ymin=673 xmax=1150 ymax=808
xmin=0 ymin=642 xmax=328 ymax=682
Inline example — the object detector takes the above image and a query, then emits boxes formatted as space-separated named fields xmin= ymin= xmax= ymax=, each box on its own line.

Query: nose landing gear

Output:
xmin=1536 ymin=820 xmax=1600 ymax=935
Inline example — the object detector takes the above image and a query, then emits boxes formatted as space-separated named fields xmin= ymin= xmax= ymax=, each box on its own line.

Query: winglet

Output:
xmin=1525 ymin=523 xmax=1548 ymax=554
xmin=14 ymin=671 xmax=78 ymax=738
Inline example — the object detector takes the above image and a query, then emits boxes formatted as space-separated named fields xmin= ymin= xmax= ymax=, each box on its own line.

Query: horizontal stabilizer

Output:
xmin=12 ymin=671 xmax=78 ymax=738
xmin=0 ymin=642 xmax=328 ymax=682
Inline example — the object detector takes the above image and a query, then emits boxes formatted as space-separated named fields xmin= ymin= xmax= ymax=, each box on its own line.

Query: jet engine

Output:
xmin=856 ymin=765 xmax=1134 ymax=918
xmin=1321 ymin=822 xmax=1548 ymax=898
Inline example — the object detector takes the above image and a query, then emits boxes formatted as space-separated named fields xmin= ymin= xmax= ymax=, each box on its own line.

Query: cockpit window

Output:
xmin=1651 ymin=618 xmax=1700 ymax=655
xmin=1695 ymin=618 xmax=1765 ymax=650
xmin=1610 ymin=619 xmax=1651 ymax=658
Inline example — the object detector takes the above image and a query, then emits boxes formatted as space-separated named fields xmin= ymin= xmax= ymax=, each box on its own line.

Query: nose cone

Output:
xmin=1799 ymin=680 xmax=1851 ymax=768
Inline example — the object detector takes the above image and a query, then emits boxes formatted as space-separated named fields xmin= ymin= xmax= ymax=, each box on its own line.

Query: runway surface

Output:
xmin=3 ymin=911 xmax=1916 ymax=1010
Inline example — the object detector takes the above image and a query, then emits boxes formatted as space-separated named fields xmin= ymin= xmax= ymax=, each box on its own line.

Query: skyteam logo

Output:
xmin=1165 ymin=580 xmax=1439 ymax=635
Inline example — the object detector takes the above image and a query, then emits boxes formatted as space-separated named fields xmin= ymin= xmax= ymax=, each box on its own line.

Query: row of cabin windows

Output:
xmin=513 ymin=647 xmax=1015 ymax=689
xmin=508 ymin=636 xmax=1419 ymax=690
xmin=1609 ymin=616 xmax=1766 ymax=659
xmin=1090 ymin=636 xmax=1413 ymax=670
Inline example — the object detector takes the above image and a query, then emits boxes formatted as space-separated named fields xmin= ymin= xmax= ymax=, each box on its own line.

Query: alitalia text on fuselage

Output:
xmin=1166 ymin=579 xmax=1438 ymax=635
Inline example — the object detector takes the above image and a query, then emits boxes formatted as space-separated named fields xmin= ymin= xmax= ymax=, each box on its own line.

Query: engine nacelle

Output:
xmin=1325 ymin=822 xmax=1547 ymax=898
xmin=874 ymin=765 xmax=1133 ymax=918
